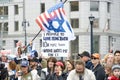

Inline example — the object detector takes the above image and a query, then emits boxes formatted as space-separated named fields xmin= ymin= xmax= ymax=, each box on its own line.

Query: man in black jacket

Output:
xmin=91 ymin=53 xmax=105 ymax=80
xmin=78 ymin=51 xmax=93 ymax=69
xmin=0 ymin=62 xmax=8 ymax=80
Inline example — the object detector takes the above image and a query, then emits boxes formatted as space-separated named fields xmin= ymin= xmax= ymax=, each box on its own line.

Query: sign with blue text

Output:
xmin=41 ymin=32 xmax=69 ymax=57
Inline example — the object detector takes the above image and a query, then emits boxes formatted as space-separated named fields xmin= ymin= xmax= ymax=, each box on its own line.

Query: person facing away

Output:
xmin=91 ymin=53 xmax=105 ymax=80
xmin=67 ymin=60 xmax=96 ymax=80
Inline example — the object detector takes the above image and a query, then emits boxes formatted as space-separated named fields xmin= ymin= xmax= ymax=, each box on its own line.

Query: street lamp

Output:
xmin=22 ymin=0 xmax=29 ymax=53
xmin=89 ymin=15 xmax=95 ymax=54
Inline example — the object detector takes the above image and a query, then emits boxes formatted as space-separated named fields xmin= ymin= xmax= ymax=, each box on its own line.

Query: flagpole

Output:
xmin=23 ymin=29 xmax=42 ymax=52
xmin=63 ymin=0 xmax=67 ymax=4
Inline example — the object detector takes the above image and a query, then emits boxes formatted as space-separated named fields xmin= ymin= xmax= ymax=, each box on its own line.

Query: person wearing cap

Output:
xmin=108 ymin=64 xmax=120 ymax=80
xmin=78 ymin=51 xmax=93 ymax=69
xmin=47 ymin=60 xmax=66 ymax=80
xmin=91 ymin=53 xmax=105 ymax=80
xmin=19 ymin=59 xmax=41 ymax=80
xmin=67 ymin=60 xmax=96 ymax=80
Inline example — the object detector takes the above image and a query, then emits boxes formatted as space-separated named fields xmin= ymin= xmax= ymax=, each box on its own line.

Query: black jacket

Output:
xmin=92 ymin=64 xmax=105 ymax=80
xmin=46 ymin=73 xmax=67 ymax=80
xmin=0 ymin=68 xmax=8 ymax=80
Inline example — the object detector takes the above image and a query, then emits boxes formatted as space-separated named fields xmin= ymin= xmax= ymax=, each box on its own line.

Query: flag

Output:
xmin=36 ymin=2 xmax=75 ymax=40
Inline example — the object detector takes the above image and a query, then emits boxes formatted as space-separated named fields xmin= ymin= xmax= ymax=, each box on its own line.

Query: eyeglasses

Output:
xmin=91 ymin=57 xmax=98 ymax=60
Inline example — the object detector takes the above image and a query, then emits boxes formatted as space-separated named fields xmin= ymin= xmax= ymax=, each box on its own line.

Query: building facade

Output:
xmin=0 ymin=0 xmax=120 ymax=58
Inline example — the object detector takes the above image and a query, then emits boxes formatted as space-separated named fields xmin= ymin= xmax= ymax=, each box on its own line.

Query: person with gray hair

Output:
xmin=67 ymin=60 xmax=96 ymax=80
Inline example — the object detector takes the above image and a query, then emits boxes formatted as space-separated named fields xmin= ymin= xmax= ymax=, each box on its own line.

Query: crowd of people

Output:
xmin=0 ymin=41 xmax=120 ymax=80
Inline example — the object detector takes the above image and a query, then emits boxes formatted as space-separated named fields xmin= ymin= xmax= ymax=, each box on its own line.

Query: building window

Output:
xmin=2 ymin=40 xmax=6 ymax=46
xmin=3 ymin=22 xmax=8 ymax=33
xmin=14 ymin=21 xmax=19 ymax=31
xmin=93 ymin=35 xmax=99 ymax=53
xmin=71 ymin=18 xmax=79 ymax=28
xmin=93 ymin=18 xmax=99 ymax=28
xmin=107 ymin=2 xmax=110 ymax=13
xmin=14 ymin=5 xmax=19 ymax=15
xmin=14 ymin=40 xmax=18 ymax=47
xmin=40 ymin=3 xmax=45 ymax=13
xmin=70 ymin=1 xmax=79 ymax=11
xmin=0 ymin=6 xmax=8 ymax=15
xmin=90 ymin=1 xmax=99 ymax=11
xmin=70 ymin=36 xmax=79 ymax=54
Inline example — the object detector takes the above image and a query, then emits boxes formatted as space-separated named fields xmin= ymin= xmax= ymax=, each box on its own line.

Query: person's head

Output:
xmin=65 ymin=60 xmax=74 ymax=72
xmin=114 ymin=50 xmax=120 ymax=64
xmin=47 ymin=57 xmax=57 ymax=69
xmin=104 ymin=53 xmax=114 ymax=66
xmin=75 ymin=60 xmax=85 ymax=75
xmin=1 ymin=55 xmax=8 ymax=62
xmin=17 ymin=47 xmax=22 ymax=56
xmin=8 ymin=60 xmax=17 ymax=70
xmin=20 ymin=60 xmax=29 ymax=75
xmin=112 ymin=64 xmax=120 ymax=78
xmin=91 ymin=53 xmax=100 ymax=65
xmin=78 ymin=51 xmax=90 ymax=62
xmin=54 ymin=60 xmax=65 ymax=75
xmin=29 ymin=57 xmax=38 ymax=69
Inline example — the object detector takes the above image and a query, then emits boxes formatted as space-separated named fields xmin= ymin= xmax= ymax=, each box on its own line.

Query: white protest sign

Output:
xmin=41 ymin=32 xmax=69 ymax=57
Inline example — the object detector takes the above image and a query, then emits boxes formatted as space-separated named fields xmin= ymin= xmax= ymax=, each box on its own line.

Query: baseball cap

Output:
xmin=91 ymin=53 xmax=100 ymax=59
xmin=78 ymin=51 xmax=90 ymax=58
xmin=112 ymin=64 xmax=120 ymax=71
xmin=20 ymin=60 xmax=29 ymax=67
xmin=55 ymin=61 xmax=64 ymax=68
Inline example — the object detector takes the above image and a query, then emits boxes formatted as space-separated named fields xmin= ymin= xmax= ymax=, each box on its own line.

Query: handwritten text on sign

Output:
xmin=41 ymin=32 xmax=69 ymax=57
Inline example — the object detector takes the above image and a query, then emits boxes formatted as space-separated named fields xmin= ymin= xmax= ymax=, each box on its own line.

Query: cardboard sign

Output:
xmin=41 ymin=32 xmax=69 ymax=57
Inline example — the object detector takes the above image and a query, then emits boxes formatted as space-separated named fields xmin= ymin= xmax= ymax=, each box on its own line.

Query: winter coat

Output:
xmin=92 ymin=64 xmax=105 ymax=80
xmin=108 ymin=76 xmax=120 ymax=80
xmin=67 ymin=68 xmax=96 ymax=80
xmin=47 ymin=72 xmax=66 ymax=80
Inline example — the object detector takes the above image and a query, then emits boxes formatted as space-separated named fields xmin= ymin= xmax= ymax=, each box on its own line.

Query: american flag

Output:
xmin=36 ymin=2 xmax=75 ymax=40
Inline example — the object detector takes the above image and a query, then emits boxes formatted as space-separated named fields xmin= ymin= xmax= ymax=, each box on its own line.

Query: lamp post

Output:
xmin=22 ymin=0 xmax=29 ymax=54
xmin=89 ymin=15 xmax=95 ymax=54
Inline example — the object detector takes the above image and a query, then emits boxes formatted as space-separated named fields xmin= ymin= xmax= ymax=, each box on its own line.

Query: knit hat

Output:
xmin=112 ymin=64 xmax=120 ymax=71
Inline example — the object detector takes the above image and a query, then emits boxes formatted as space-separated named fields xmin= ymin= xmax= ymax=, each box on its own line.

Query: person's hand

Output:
xmin=59 ymin=71 xmax=62 ymax=76
xmin=29 ymin=41 xmax=33 ymax=46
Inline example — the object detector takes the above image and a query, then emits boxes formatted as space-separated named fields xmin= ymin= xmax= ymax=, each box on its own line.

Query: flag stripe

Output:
xmin=35 ymin=18 xmax=45 ymax=30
